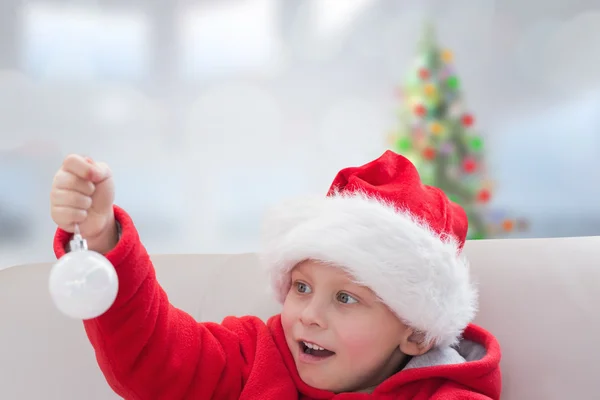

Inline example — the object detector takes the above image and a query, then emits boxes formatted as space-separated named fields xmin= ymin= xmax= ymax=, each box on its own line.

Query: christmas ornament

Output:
xmin=462 ymin=157 xmax=477 ymax=173
xmin=468 ymin=135 xmax=483 ymax=151
xmin=422 ymin=147 xmax=436 ymax=160
xmin=424 ymin=83 xmax=436 ymax=97
xmin=396 ymin=136 xmax=412 ymax=152
xmin=441 ymin=49 xmax=454 ymax=63
xmin=462 ymin=113 xmax=475 ymax=127
xmin=414 ymin=104 xmax=427 ymax=117
xmin=418 ymin=68 xmax=430 ymax=80
xmin=477 ymin=188 xmax=491 ymax=203
xmin=430 ymin=121 xmax=444 ymax=136
xmin=49 ymin=225 xmax=118 ymax=320
xmin=440 ymin=142 xmax=454 ymax=154
xmin=502 ymin=219 xmax=514 ymax=232
xmin=447 ymin=76 xmax=460 ymax=90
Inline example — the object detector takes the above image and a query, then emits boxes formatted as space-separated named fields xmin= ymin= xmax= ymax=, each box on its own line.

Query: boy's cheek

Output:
xmin=336 ymin=325 xmax=380 ymax=352
xmin=280 ymin=302 xmax=297 ymax=330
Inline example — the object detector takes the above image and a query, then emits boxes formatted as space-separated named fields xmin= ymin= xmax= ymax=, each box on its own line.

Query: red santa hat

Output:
xmin=260 ymin=150 xmax=477 ymax=348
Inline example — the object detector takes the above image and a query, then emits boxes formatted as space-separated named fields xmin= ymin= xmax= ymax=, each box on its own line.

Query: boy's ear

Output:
xmin=398 ymin=328 xmax=434 ymax=356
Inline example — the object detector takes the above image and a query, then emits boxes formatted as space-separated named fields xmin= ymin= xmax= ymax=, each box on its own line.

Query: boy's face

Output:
xmin=281 ymin=260 xmax=418 ymax=393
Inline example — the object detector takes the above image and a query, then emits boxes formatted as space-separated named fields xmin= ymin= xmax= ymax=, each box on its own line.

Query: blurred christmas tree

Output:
xmin=387 ymin=22 xmax=528 ymax=240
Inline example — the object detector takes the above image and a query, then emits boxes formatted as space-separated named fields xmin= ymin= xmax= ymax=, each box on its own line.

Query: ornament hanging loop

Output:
xmin=70 ymin=223 xmax=88 ymax=251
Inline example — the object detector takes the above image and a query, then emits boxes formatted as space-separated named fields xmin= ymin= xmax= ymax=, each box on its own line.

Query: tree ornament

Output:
xmin=447 ymin=76 xmax=460 ymax=90
xmin=477 ymin=188 xmax=491 ymax=203
xmin=468 ymin=135 xmax=483 ymax=151
xmin=424 ymin=83 xmax=436 ymax=97
xmin=462 ymin=113 xmax=475 ymax=127
xmin=414 ymin=104 xmax=427 ymax=117
xmin=396 ymin=136 xmax=412 ymax=152
xmin=502 ymin=219 xmax=514 ymax=232
xmin=462 ymin=157 xmax=477 ymax=173
xmin=49 ymin=225 xmax=118 ymax=320
xmin=441 ymin=49 xmax=454 ymax=63
xmin=430 ymin=121 xmax=444 ymax=136
xmin=422 ymin=146 xmax=436 ymax=160
xmin=418 ymin=68 xmax=430 ymax=80
xmin=440 ymin=141 xmax=454 ymax=154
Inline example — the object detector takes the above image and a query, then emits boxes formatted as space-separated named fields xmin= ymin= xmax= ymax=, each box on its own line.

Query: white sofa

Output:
xmin=1 ymin=236 xmax=599 ymax=399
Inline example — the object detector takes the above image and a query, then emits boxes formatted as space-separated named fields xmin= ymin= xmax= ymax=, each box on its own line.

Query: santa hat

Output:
xmin=260 ymin=150 xmax=477 ymax=348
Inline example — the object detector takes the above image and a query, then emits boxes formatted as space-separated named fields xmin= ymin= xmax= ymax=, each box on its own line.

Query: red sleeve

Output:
xmin=431 ymin=384 xmax=497 ymax=399
xmin=53 ymin=205 xmax=255 ymax=400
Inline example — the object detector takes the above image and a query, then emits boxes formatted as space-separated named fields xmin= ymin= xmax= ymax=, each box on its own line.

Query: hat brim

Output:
xmin=259 ymin=190 xmax=478 ymax=348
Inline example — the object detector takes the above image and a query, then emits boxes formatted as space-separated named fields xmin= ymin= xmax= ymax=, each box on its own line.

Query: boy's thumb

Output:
xmin=90 ymin=161 xmax=112 ymax=183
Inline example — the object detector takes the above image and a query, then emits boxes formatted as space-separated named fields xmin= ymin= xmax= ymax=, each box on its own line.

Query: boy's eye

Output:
xmin=295 ymin=282 xmax=312 ymax=294
xmin=336 ymin=292 xmax=358 ymax=304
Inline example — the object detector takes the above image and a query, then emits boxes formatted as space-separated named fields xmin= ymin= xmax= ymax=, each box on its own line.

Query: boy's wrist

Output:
xmin=86 ymin=213 xmax=119 ymax=255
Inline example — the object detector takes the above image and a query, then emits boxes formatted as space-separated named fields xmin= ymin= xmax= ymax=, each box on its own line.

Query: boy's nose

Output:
xmin=299 ymin=298 xmax=328 ymax=328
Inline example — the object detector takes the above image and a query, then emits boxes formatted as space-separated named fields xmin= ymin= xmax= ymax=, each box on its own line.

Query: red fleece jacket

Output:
xmin=54 ymin=206 xmax=502 ymax=399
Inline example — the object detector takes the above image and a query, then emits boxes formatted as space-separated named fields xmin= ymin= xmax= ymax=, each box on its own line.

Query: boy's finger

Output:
xmin=51 ymin=206 xmax=88 ymax=227
xmin=50 ymin=189 xmax=93 ymax=210
xmin=62 ymin=154 xmax=109 ymax=183
xmin=62 ymin=154 xmax=96 ymax=180
xmin=92 ymin=161 xmax=112 ymax=183
xmin=53 ymin=169 xmax=96 ymax=196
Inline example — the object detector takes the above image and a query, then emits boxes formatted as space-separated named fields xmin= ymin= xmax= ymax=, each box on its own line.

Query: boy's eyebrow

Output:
xmin=342 ymin=282 xmax=372 ymax=296
xmin=291 ymin=268 xmax=311 ymax=280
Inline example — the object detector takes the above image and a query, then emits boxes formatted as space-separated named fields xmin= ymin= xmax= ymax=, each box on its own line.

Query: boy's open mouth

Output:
xmin=299 ymin=340 xmax=335 ymax=358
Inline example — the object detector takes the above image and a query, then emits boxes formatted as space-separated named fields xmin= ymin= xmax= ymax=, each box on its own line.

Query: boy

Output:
xmin=50 ymin=150 xmax=501 ymax=399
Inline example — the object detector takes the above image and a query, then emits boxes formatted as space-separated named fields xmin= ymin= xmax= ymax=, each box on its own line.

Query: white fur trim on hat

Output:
xmin=260 ymin=190 xmax=478 ymax=348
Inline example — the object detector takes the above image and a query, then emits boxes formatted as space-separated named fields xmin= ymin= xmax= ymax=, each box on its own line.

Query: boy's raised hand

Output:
xmin=50 ymin=154 xmax=118 ymax=254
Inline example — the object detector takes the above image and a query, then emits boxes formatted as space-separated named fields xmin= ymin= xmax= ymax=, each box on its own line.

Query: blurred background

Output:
xmin=1 ymin=0 xmax=599 ymax=270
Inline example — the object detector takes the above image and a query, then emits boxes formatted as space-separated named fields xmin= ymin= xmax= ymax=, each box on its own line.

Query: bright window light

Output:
xmin=311 ymin=0 xmax=375 ymax=38
xmin=178 ymin=0 xmax=281 ymax=79
xmin=20 ymin=3 xmax=150 ymax=80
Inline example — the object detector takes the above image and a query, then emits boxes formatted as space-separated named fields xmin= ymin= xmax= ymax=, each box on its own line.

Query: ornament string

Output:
xmin=70 ymin=223 xmax=87 ymax=251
